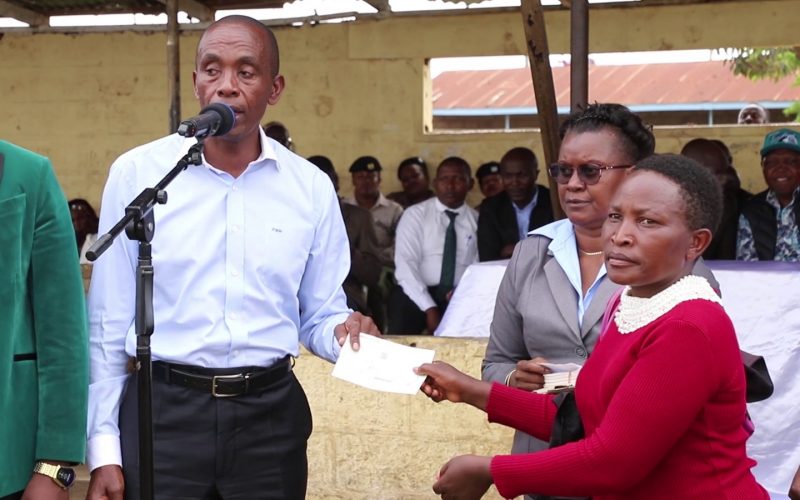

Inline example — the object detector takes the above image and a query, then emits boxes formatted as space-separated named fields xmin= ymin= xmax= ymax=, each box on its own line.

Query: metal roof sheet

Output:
xmin=432 ymin=61 xmax=800 ymax=112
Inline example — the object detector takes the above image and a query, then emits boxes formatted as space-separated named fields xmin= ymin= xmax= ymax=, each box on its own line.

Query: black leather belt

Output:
xmin=152 ymin=356 xmax=292 ymax=398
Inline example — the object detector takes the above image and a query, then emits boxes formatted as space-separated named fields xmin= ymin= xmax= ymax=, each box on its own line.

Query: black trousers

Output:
xmin=387 ymin=285 xmax=448 ymax=334
xmin=119 ymin=368 xmax=312 ymax=500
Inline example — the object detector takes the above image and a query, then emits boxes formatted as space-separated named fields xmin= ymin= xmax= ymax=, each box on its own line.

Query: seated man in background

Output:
xmin=391 ymin=157 xmax=478 ymax=334
xmin=309 ymin=155 xmax=382 ymax=315
xmin=737 ymin=128 xmax=800 ymax=261
xmin=477 ymin=147 xmax=554 ymax=261
xmin=738 ymin=103 xmax=769 ymax=125
xmin=387 ymin=156 xmax=435 ymax=208
xmin=681 ymin=138 xmax=751 ymax=259
xmin=475 ymin=161 xmax=504 ymax=203
xmin=343 ymin=155 xmax=404 ymax=330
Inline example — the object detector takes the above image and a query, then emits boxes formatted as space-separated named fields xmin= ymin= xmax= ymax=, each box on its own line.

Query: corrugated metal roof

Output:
xmin=3 ymin=0 xmax=287 ymax=16
xmin=432 ymin=61 xmax=800 ymax=112
xmin=0 ymin=0 xmax=763 ymax=27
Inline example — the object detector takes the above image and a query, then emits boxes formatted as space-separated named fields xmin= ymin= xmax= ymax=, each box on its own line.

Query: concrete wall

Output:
xmin=3 ymin=4 xmax=796 ymax=498
xmin=294 ymin=337 xmax=513 ymax=500
xmin=1 ymin=0 xmax=797 ymax=209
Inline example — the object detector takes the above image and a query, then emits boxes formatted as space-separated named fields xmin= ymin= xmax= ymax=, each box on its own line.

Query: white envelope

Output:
xmin=332 ymin=334 xmax=435 ymax=395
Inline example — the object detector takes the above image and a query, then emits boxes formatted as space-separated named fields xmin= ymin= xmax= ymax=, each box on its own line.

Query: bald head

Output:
xmin=198 ymin=15 xmax=280 ymax=77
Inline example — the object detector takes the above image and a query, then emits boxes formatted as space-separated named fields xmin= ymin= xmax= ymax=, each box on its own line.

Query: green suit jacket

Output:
xmin=0 ymin=140 xmax=88 ymax=496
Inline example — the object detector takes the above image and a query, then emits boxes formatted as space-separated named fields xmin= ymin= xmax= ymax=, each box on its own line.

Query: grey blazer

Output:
xmin=481 ymin=232 xmax=718 ymax=478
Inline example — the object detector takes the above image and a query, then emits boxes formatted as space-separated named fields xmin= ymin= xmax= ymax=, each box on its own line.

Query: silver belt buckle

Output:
xmin=211 ymin=373 xmax=248 ymax=397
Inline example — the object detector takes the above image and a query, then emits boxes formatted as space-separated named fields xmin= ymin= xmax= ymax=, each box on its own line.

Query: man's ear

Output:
xmin=268 ymin=75 xmax=285 ymax=105
xmin=687 ymin=228 xmax=713 ymax=260
xmin=192 ymin=70 xmax=199 ymax=98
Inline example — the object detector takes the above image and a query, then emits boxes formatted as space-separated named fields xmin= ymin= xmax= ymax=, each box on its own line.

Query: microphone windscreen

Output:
xmin=200 ymin=102 xmax=236 ymax=136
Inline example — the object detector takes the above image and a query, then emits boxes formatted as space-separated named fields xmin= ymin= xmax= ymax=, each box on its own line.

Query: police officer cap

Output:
xmin=476 ymin=161 xmax=501 ymax=181
xmin=349 ymin=156 xmax=382 ymax=173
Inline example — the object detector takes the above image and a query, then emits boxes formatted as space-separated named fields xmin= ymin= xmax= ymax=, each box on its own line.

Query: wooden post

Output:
xmin=166 ymin=0 xmax=181 ymax=134
xmin=520 ymin=0 xmax=565 ymax=219
xmin=570 ymin=0 xmax=589 ymax=112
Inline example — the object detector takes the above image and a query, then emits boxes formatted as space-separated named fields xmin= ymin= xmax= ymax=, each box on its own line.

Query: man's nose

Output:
xmin=217 ymin=71 xmax=240 ymax=96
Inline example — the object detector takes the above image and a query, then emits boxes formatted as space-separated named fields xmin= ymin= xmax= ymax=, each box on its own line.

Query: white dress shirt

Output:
xmin=530 ymin=218 xmax=606 ymax=328
xmin=86 ymin=130 xmax=351 ymax=470
xmin=394 ymin=197 xmax=478 ymax=311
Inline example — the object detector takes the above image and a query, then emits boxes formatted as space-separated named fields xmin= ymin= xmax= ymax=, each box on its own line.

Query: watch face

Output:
xmin=56 ymin=467 xmax=76 ymax=488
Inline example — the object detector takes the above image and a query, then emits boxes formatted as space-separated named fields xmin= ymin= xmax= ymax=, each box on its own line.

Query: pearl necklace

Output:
xmin=614 ymin=275 xmax=722 ymax=334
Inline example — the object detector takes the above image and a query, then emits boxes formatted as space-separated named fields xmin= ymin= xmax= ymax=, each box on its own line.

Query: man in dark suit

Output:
xmin=0 ymin=140 xmax=88 ymax=499
xmin=478 ymin=147 xmax=554 ymax=261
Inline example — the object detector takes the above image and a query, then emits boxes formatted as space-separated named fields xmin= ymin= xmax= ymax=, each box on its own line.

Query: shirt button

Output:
xmin=232 ymin=185 xmax=239 ymax=191
xmin=232 ymin=225 xmax=240 ymax=233
xmin=233 ymin=350 xmax=240 ymax=357
xmin=231 ymin=269 xmax=240 ymax=277
xmin=229 ymin=312 xmax=238 ymax=320
xmin=575 ymin=347 xmax=587 ymax=358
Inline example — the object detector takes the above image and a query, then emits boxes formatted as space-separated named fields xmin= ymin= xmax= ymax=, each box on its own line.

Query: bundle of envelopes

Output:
xmin=534 ymin=363 xmax=582 ymax=394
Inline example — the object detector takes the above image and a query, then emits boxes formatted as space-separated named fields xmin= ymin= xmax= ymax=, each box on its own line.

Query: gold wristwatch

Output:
xmin=33 ymin=461 xmax=76 ymax=490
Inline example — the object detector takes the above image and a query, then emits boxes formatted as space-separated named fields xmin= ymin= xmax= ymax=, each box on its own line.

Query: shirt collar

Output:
xmin=766 ymin=186 xmax=800 ymax=209
xmin=530 ymin=218 xmax=574 ymax=252
xmin=513 ymin=186 xmax=539 ymax=214
xmin=174 ymin=127 xmax=279 ymax=177
xmin=374 ymin=193 xmax=394 ymax=208
xmin=434 ymin=197 xmax=467 ymax=215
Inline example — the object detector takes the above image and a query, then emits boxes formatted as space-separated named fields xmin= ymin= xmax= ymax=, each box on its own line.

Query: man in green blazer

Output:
xmin=0 ymin=140 xmax=88 ymax=499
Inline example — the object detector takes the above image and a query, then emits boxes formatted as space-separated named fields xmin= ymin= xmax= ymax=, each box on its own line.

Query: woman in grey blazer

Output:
xmin=481 ymin=103 xmax=715 ymax=500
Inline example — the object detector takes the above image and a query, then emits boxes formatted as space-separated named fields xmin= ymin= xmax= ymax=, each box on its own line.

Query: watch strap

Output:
xmin=33 ymin=461 xmax=74 ymax=489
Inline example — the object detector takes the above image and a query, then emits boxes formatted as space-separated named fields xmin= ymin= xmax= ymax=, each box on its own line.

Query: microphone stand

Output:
xmin=87 ymin=139 xmax=205 ymax=500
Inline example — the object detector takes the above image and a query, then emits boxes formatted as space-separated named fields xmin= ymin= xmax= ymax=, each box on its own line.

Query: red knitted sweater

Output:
xmin=487 ymin=299 xmax=767 ymax=500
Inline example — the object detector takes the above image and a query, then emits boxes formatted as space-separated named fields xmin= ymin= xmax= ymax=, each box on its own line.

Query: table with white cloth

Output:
xmin=435 ymin=260 xmax=800 ymax=499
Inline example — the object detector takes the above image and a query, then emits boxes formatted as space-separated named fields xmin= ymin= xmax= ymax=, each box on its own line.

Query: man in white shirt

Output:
xmin=390 ymin=157 xmax=479 ymax=334
xmin=85 ymin=16 xmax=378 ymax=500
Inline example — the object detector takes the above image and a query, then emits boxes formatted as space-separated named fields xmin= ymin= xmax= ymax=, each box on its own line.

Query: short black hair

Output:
xmin=307 ymin=155 xmax=339 ymax=190
xmin=263 ymin=121 xmax=292 ymax=149
xmin=709 ymin=139 xmax=733 ymax=166
xmin=500 ymin=147 xmax=538 ymax=171
xmin=559 ymin=103 xmax=655 ymax=162
xmin=199 ymin=15 xmax=280 ymax=77
xmin=308 ymin=155 xmax=334 ymax=175
xmin=633 ymin=153 xmax=723 ymax=235
xmin=397 ymin=157 xmax=429 ymax=180
xmin=437 ymin=156 xmax=472 ymax=179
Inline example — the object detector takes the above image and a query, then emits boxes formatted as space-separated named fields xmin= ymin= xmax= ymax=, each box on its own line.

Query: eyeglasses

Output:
xmin=548 ymin=162 xmax=634 ymax=185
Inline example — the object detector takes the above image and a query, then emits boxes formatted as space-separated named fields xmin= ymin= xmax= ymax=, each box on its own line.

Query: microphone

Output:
xmin=177 ymin=103 xmax=236 ymax=138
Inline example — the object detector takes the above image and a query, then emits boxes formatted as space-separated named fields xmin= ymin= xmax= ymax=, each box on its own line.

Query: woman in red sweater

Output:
xmin=417 ymin=154 xmax=767 ymax=500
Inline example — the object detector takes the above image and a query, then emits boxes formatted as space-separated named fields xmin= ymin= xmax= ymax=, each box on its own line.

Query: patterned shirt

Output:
xmin=736 ymin=188 xmax=799 ymax=262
